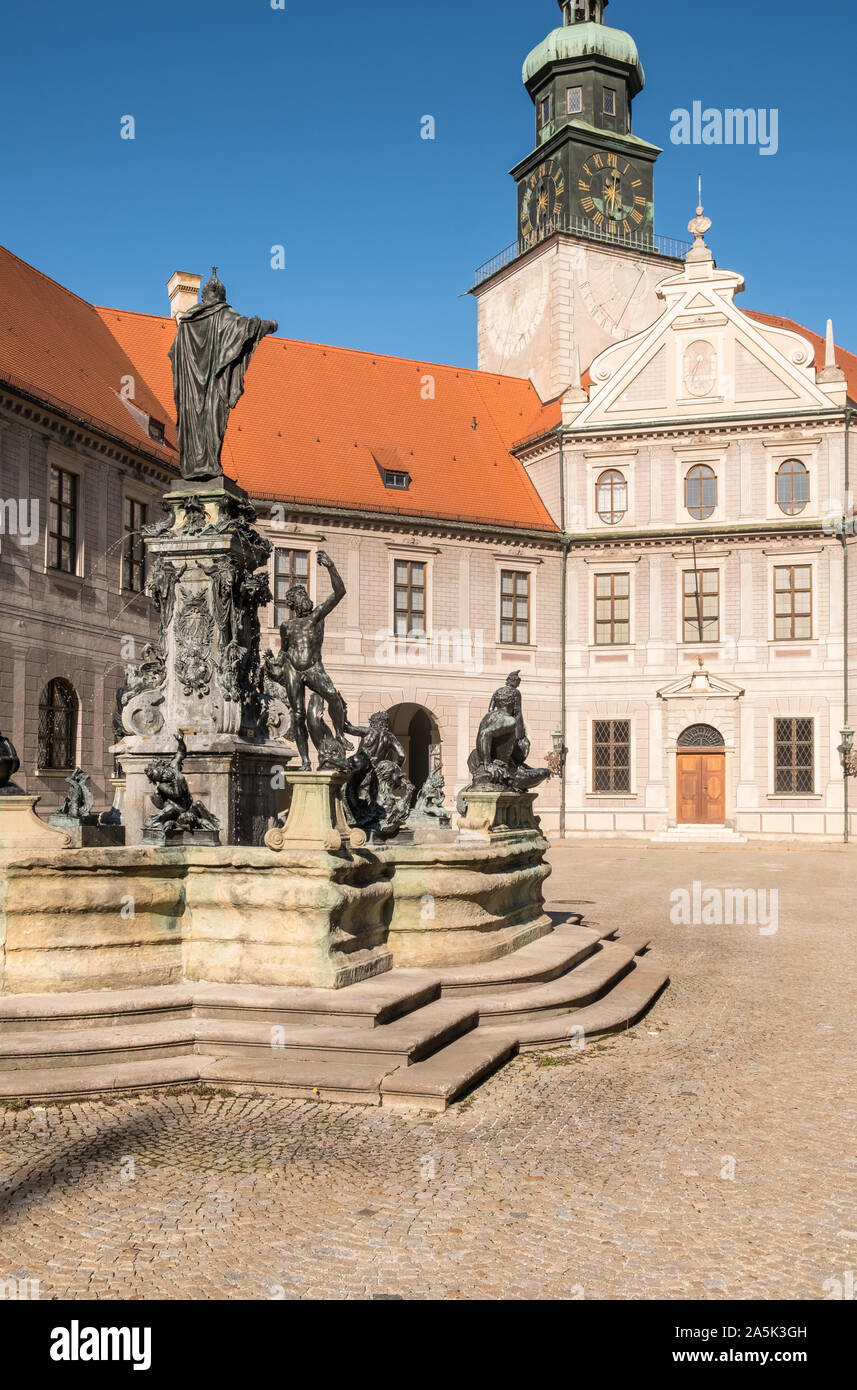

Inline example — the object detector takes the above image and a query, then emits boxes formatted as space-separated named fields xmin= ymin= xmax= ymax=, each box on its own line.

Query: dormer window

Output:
xmin=384 ymin=470 xmax=411 ymax=491
xmin=567 ymin=86 xmax=583 ymax=115
xmin=603 ymin=88 xmax=616 ymax=116
xmin=148 ymin=417 xmax=166 ymax=443
xmin=539 ymin=95 xmax=552 ymax=127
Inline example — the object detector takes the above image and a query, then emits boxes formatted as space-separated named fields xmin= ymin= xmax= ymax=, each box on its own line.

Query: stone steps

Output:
xmin=492 ymin=961 xmax=670 ymax=1051
xmin=0 ymin=927 xmax=667 ymax=1108
xmin=466 ymin=932 xmax=651 ymax=1023
xmin=428 ymin=923 xmax=606 ymax=994
xmin=380 ymin=1034 xmax=519 ymax=1111
xmin=196 ymin=998 xmax=479 ymax=1067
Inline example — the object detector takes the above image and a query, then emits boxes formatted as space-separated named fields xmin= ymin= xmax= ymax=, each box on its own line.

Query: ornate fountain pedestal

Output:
xmin=113 ymin=476 xmax=295 ymax=846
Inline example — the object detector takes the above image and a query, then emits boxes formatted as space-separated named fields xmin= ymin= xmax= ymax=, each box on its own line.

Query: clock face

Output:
xmin=484 ymin=260 xmax=549 ymax=359
xmin=519 ymin=158 xmax=566 ymax=246
xmin=577 ymin=152 xmax=649 ymax=235
xmin=576 ymin=254 xmax=656 ymax=340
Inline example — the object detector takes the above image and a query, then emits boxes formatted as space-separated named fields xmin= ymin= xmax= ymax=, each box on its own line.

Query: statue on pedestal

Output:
xmin=268 ymin=550 xmax=357 ymax=771
xmin=464 ymin=677 xmax=550 ymax=796
xmin=142 ymin=732 xmax=220 ymax=844
xmin=168 ymin=267 xmax=278 ymax=482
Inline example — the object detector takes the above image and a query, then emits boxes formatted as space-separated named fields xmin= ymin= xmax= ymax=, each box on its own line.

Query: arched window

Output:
xmin=596 ymin=469 xmax=627 ymax=525
xmin=776 ymin=459 xmax=809 ymax=515
xmin=38 ymin=679 xmax=78 ymax=770
xmin=677 ymin=724 xmax=725 ymax=749
xmin=685 ymin=464 xmax=717 ymax=520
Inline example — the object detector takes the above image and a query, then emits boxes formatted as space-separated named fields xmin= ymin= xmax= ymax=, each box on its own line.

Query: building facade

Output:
xmin=0 ymin=0 xmax=854 ymax=839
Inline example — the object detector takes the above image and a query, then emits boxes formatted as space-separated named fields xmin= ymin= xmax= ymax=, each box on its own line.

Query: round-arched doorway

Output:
xmin=676 ymin=724 xmax=725 ymax=825
xmin=386 ymin=703 xmax=442 ymax=804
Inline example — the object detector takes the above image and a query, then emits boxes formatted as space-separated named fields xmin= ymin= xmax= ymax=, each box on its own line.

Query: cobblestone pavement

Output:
xmin=1 ymin=845 xmax=854 ymax=1301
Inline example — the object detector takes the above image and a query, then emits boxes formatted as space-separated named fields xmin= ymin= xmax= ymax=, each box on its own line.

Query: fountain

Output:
xmin=0 ymin=270 xmax=667 ymax=1108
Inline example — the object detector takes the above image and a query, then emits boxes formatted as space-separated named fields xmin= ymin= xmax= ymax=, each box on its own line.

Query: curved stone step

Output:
xmin=205 ymin=1054 xmax=399 ymax=1105
xmin=469 ymin=932 xmax=651 ymax=1024
xmin=223 ymin=998 xmax=480 ymax=1068
xmin=0 ymin=1019 xmax=196 ymax=1071
xmin=486 ymin=961 xmax=670 ymax=1051
xmin=0 ymin=985 xmax=194 ymax=1035
xmin=430 ymin=923 xmax=604 ymax=994
xmin=381 ymin=1034 xmax=518 ymax=1111
xmin=0 ymin=1055 xmax=202 ymax=1099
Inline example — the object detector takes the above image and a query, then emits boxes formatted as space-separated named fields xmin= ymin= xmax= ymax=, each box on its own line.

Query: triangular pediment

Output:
xmin=657 ymin=663 xmax=745 ymax=701
xmin=574 ymin=247 xmax=833 ymax=427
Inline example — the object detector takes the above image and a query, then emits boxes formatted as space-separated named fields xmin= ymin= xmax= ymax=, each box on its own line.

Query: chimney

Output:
xmin=166 ymin=270 xmax=202 ymax=320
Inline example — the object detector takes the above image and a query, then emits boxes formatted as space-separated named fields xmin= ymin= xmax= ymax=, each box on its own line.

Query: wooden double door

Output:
xmin=677 ymin=751 xmax=726 ymax=825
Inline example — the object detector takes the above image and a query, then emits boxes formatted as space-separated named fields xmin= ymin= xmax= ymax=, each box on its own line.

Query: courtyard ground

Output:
xmin=1 ymin=843 xmax=854 ymax=1301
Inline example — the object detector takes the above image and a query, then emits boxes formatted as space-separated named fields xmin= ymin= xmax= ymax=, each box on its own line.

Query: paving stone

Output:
xmin=0 ymin=844 xmax=852 ymax=1300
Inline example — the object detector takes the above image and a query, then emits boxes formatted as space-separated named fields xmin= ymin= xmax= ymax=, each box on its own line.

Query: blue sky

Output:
xmin=2 ymin=0 xmax=855 ymax=369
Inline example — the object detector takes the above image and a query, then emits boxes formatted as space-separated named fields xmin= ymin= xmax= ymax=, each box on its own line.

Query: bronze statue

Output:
xmin=168 ymin=268 xmax=277 ymax=482
xmin=142 ymin=732 xmax=220 ymax=842
xmin=411 ymin=764 xmax=451 ymax=827
xmin=0 ymin=730 xmax=21 ymax=792
xmin=269 ymin=550 xmax=356 ymax=770
xmin=345 ymin=711 xmax=414 ymax=841
xmin=465 ymin=678 xmax=550 ymax=795
xmin=60 ymin=767 xmax=95 ymax=821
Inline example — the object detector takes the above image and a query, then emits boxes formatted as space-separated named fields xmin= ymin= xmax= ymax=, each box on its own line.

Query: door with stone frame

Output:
xmin=676 ymin=724 xmax=727 ymax=825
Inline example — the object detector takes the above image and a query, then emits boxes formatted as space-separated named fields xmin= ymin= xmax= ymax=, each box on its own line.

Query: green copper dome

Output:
xmin=523 ymin=21 xmax=645 ymax=94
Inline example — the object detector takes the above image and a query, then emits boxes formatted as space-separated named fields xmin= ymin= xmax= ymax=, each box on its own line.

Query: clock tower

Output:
xmin=472 ymin=0 xmax=688 ymax=400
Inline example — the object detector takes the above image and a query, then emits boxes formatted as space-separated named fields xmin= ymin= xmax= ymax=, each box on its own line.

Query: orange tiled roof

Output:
xmin=0 ymin=245 xmax=177 ymax=466
xmin=96 ymin=307 xmax=558 ymax=531
xmin=746 ymin=311 xmax=857 ymax=401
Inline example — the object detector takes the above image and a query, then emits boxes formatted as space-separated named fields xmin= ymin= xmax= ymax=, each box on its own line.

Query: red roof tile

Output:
xmin=96 ymin=307 xmax=558 ymax=530
xmin=0 ymin=245 xmax=177 ymax=465
xmin=746 ymin=311 xmax=857 ymax=401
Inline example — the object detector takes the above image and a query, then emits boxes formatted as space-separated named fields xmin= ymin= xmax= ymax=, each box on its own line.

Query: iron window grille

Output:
xmin=394 ymin=559 xmax=426 ymax=637
xmin=123 ymin=497 xmax=147 ymax=593
xmin=273 ymin=548 xmax=310 ymax=628
xmin=593 ymin=719 xmax=631 ymax=793
xmin=500 ymin=570 xmax=531 ymax=645
xmin=774 ymin=717 xmax=814 ymax=794
xmin=776 ymin=459 xmax=810 ymax=516
xmin=596 ymin=469 xmax=627 ymax=525
xmin=594 ymin=572 xmax=630 ymax=645
xmin=685 ymin=464 xmax=717 ymax=521
xmin=48 ymin=466 xmax=77 ymax=573
xmin=774 ymin=565 xmax=812 ymax=640
xmin=38 ymin=678 xmax=78 ymax=770
xmin=683 ymin=568 xmax=720 ymax=642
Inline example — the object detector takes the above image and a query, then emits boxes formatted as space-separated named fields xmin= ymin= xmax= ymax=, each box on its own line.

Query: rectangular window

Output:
xmin=394 ymin=559 xmax=426 ymax=637
xmin=500 ymin=570 xmax=531 ymax=645
xmin=774 ymin=565 xmax=812 ymax=640
xmin=593 ymin=720 xmax=631 ymax=793
xmin=273 ymin=547 xmax=310 ymax=628
xmin=48 ymin=466 xmax=78 ymax=574
xmin=594 ymin=572 xmax=630 ymax=645
xmin=384 ymin=470 xmax=410 ymax=490
xmin=539 ymin=95 xmax=551 ymax=126
xmin=683 ymin=569 xmax=720 ymax=642
xmin=567 ymin=86 xmax=583 ymax=114
xmin=774 ymin=717 xmax=814 ymax=794
xmin=123 ymin=497 xmax=148 ymax=593
xmin=603 ymin=87 xmax=616 ymax=116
